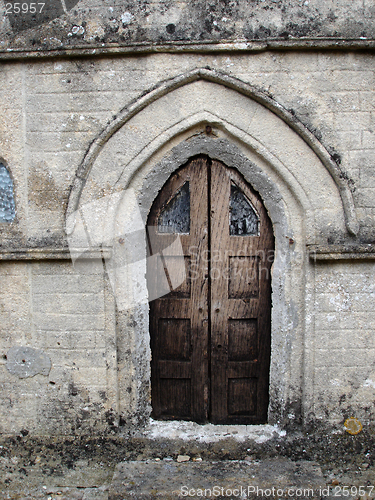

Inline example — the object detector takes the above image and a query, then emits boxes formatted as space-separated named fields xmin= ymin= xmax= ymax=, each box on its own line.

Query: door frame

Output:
xmin=68 ymin=129 xmax=316 ymax=430
xmin=119 ymin=134 xmax=307 ymax=429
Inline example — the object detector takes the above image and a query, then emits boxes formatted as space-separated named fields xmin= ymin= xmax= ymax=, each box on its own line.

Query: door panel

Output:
xmin=148 ymin=156 xmax=273 ymax=424
xmin=228 ymin=256 xmax=259 ymax=298
xmin=228 ymin=319 xmax=258 ymax=361
xmin=159 ymin=379 xmax=191 ymax=418
xmin=209 ymin=159 xmax=273 ymax=423
xmin=148 ymin=157 xmax=209 ymax=422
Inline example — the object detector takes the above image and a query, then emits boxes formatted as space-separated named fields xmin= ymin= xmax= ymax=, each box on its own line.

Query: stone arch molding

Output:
xmin=66 ymin=67 xmax=358 ymax=237
xmin=65 ymin=69 xmax=356 ymax=427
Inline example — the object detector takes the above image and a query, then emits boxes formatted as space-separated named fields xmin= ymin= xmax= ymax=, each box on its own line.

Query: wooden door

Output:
xmin=147 ymin=156 xmax=274 ymax=424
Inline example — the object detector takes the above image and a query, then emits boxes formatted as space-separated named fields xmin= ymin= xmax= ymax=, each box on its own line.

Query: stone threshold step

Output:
xmin=109 ymin=458 xmax=326 ymax=499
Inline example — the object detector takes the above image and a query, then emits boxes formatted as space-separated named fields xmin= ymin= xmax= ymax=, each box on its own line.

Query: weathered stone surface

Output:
xmin=0 ymin=50 xmax=374 ymax=434
xmin=82 ymin=489 xmax=109 ymax=500
xmin=109 ymin=459 xmax=325 ymax=499
xmin=0 ymin=430 xmax=374 ymax=498
xmin=0 ymin=0 xmax=374 ymax=56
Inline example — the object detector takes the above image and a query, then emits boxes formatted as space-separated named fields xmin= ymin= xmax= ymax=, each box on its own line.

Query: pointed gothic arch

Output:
xmin=65 ymin=69 xmax=357 ymax=428
xmin=67 ymin=68 xmax=358 ymax=237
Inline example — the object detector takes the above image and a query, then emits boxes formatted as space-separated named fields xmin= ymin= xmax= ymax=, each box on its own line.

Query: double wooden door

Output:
xmin=147 ymin=156 xmax=274 ymax=424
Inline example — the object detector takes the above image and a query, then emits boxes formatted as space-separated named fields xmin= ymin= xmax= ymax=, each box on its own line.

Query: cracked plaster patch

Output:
xmin=6 ymin=346 xmax=51 ymax=379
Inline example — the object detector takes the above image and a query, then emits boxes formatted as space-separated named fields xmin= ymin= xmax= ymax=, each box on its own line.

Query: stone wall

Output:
xmin=0 ymin=49 xmax=374 ymax=436
xmin=1 ymin=52 xmax=374 ymax=246
xmin=0 ymin=0 xmax=374 ymax=53
xmin=0 ymin=260 xmax=116 ymax=435
xmin=313 ymin=261 xmax=375 ymax=424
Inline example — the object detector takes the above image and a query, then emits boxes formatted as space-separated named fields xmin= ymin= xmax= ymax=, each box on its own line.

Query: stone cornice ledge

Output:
xmin=308 ymin=244 xmax=375 ymax=261
xmin=0 ymin=38 xmax=375 ymax=61
xmin=0 ymin=247 xmax=112 ymax=261
xmin=1 ymin=245 xmax=373 ymax=261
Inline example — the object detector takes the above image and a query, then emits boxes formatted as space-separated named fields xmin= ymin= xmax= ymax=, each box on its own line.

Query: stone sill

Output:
xmin=0 ymin=38 xmax=375 ymax=61
xmin=140 ymin=418 xmax=286 ymax=443
xmin=0 ymin=247 xmax=112 ymax=261
xmin=308 ymin=244 xmax=375 ymax=261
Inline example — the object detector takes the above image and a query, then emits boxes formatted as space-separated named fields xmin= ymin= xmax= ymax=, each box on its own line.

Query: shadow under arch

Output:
xmin=67 ymin=67 xmax=358 ymax=236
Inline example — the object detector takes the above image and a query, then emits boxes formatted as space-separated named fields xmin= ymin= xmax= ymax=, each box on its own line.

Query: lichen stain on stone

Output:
xmin=28 ymin=163 xmax=65 ymax=210
xmin=6 ymin=346 xmax=51 ymax=379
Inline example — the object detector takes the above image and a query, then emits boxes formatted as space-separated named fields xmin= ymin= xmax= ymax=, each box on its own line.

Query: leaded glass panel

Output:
xmin=158 ymin=182 xmax=190 ymax=234
xmin=230 ymin=183 xmax=258 ymax=236
xmin=0 ymin=164 xmax=15 ymax=222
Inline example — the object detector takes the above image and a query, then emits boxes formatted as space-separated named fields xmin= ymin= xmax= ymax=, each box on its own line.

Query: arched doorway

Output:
xmin=147 ymin=156 xmax=274 ymax=424
xmin=67 ymin=70 xmax=354 ymax=429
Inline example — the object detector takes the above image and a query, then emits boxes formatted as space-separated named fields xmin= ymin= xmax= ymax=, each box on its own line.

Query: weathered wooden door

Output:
xmin=147 ymin=156 xmax=274 ymax=424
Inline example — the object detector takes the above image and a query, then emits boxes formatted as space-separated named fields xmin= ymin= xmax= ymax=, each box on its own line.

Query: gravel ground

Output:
xmin=0 ymin=428 xmax=373 ymax=499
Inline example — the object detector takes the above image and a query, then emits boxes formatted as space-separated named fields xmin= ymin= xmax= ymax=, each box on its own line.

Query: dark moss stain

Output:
xmin=283 ymin=20 xmax=322 ymax=38
xmin=68 ymin=383 xmax=79 ymax=396
xmin=166 ymin=23 xmax=175 ymax=34
xmin=331 ymin=152 xmax=342 ymax=165
xmin=105 ymin=409 xmax=117 ymax=428
xmin=254 ymin=26 xmax=272 ymax=39
xmin=99 ymin=391 xmax=107 ymax=401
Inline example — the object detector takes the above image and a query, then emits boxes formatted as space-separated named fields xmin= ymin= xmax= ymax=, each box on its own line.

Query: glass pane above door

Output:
xmin=158 ymin=181 xmax=190 ymax=234
xmin=230 ymin=183 xmax=259 ymax=236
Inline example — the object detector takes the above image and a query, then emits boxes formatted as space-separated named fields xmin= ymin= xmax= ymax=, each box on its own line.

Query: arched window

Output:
xmin=0 ymin=163 xmax=16 ymax=222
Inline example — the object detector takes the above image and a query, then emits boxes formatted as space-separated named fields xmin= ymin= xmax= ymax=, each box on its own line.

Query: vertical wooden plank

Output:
xmin=209 ymin=160 xmax=231 ymax=422
xmin=188 ymin=157 xmax=210 ymax=421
